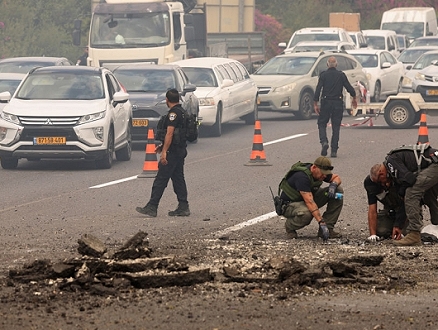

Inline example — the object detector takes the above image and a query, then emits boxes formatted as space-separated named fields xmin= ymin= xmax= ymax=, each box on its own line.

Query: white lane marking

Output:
xmin=89 ymin=133 xmax=307 ymax=189
xmin=89 ymin=175 xmax=138 ymax=189
xmin=214 ymin=211 xmax=278 ymax=237
xmin=264 ymin=133 xmax=307 ymax=146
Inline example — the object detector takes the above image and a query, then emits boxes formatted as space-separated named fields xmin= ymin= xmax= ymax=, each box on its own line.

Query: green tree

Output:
xmin=0 ymin=0 xmax=91 ymax=62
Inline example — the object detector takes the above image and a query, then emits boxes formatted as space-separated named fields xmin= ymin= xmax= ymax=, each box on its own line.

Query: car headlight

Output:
xmin=402 ymin=76 xmax=412 ymax=85
xmin=0 ymin=112 xmax=20 ymax=125
xmin=198 ymin=97 xmax=215 ymax=106
xmin=77 ymin=111 xmax=106 ymax=125
xmin=415 ymin=73 xmax=426 ymax=81
xmin=273 ymin=82 xmax=297 ymax=93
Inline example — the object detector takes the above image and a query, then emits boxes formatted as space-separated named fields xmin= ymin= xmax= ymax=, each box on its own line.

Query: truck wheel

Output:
xmin=115 ymin=125 xmax=132 ymax=161
xmin=384 ymin=100 xmax=416 ymax=128
xmin=295 ymin=90 xmax=313 ymax=120
xmin=95 ymin=129 xmax=114 ymax=169
xmin=1 ymin=157 xmax=18 ymax=169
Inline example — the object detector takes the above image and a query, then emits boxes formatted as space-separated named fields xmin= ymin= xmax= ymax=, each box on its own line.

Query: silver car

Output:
xmin=251 ymin=52 xmax=368 ymax=119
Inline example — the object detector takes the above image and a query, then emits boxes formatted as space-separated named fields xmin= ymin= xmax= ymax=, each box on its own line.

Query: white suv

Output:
xmin=0 ymin=66 xmax=132 ymax=169
xmin=279 ymin=27 xmax=355 ymax=49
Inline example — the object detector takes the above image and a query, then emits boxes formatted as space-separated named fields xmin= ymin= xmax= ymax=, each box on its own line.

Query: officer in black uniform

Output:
xmin=136 ymin=89 xmax=190 ymax=218
xmin=364 ymin=164 xmax=407 ymax=242
xmin=313 ymin=56 xmax=357 ymax=158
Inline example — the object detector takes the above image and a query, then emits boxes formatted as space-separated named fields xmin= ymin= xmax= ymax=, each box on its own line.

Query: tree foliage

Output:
xmin=0 ymin=0 xmax=90 ymax=61
xmin=254 ymin=9 xmax=290 ymax=59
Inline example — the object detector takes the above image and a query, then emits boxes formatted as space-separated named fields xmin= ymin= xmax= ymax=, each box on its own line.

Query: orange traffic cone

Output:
xmin=245 ymin=120 xmax=271 ymax=166
xmin=417 ymin=112 xmax=429 ymax=145
xmin=138 ymin=128 xmax=158 ymax=178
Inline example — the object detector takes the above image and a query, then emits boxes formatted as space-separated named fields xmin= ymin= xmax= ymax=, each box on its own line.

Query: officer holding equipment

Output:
xmin=277 ymin=156 xmax=344 ymax=241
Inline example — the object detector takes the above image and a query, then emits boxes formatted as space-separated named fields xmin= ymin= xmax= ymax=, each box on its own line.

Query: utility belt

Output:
xmin=323 ymin=95 xmax=343 ymax=100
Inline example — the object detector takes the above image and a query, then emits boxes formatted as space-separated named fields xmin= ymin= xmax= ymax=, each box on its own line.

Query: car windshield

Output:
xmin=365 ymin=36 xmax=385 ymax=50
xmin=16 ymin=72 xmax=104 ymax=100
xmin=398 ymin=49 xmax=433 ymax=64
xmin=410 ymin=38 xmax=438 ymax=47
xmin=293 ymin=45 xmax=339 ymax=52
xmin=351 ymin=54 xmax=378 ymax=68
xmin=0 ymin=79 xmax=21 ymax=95
xmin=381 ymin=22 xmax=424 ymax=39
xmin=290 ymin=33 xmax=340 ymax=47
xmin=0 ymin=62 xmax=55 ymax=74
xmin=254 ymin=56 xmax=316 ymax=75
xmin=412 ymin=53 xmax=438 ymax=70
xmin=114 ymin=69 xmax=176 ymax=92
xmin=181 ymin=68 xmax=217 ymax=87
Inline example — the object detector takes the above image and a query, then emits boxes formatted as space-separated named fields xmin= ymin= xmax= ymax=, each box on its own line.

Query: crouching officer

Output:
xmin=280 ymin=156 xmax=343 ymax=241
xmin=364 ymin=164 xmax=407 ymax=242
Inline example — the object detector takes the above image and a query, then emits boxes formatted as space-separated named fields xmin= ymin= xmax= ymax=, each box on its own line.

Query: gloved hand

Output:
xmin=367 ymin=234 xmax=380 ymax=242
xmin=327 ymin=182 xmax=338 ymax=199
xmin=319 ymin=221 xmax=329 ymax=242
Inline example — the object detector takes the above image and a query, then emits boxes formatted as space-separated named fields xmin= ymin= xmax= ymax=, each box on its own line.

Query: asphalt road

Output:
xmin=1 ymin=110 xmax=438 ymax=260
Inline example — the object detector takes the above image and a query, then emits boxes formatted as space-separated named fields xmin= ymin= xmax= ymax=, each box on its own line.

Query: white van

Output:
xmin=363 ymin=29 xmax=401 ymax=58
xmin=380 ymin=7 xmax=437 ymax=42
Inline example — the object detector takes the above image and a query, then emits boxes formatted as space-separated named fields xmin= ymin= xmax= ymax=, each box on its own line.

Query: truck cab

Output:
xmin=74 ymin=0 xmax=201 ymax=69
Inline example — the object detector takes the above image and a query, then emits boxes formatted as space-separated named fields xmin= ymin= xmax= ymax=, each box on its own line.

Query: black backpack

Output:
xmin=155 ymin=108 xmax=198 ymax=144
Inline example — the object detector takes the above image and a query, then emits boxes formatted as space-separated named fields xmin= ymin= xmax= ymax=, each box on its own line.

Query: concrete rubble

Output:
xmin=5 ymin=231 xmax=403 ymax=295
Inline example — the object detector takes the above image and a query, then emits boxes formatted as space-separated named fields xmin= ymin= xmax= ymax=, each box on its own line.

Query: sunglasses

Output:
xmin=316 ymin=164 xmax=334 ymax=171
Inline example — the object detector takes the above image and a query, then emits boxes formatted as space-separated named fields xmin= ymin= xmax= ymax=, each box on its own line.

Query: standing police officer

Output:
xmin=314 ymin=56 xmax=357 ymax=158
xmin=136 ymin=89 xmax=190 ymax=218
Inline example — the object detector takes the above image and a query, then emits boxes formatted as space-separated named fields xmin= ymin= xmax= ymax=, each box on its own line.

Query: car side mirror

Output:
xmin=0 ymin=91 xmax=11 ymax=102
xmin=278 ymin=42 xmax=287 ymax=49
xmin=221 ymin=79 xmax=234 ymax=88
xmin=381 ymin=62 xmax=391 ymax=69
xmin=406 ymin=65 xmax=412 ymax=70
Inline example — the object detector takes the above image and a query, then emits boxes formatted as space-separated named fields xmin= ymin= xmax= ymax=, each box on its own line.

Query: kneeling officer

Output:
xmin=280 ymin=156 xmax=343 ymax=241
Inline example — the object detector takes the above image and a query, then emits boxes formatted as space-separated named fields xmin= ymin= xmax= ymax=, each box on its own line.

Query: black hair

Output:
xmin=166 ymin=88 xmax=180 ymax=103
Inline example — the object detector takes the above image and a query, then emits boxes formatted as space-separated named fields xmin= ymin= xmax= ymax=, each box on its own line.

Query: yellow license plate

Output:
xmin=426 ymin=89 xmax=438 ymax=95
xmin=132 ymin=119 xmax=149 ymax=127
xmin=33 ymin=137 xmax=66 ymax=145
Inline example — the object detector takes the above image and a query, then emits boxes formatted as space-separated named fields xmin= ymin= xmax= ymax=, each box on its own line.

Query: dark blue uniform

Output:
xmin=314 ymin=67 xmax=356 ymax=154
xmin=148 ymin=104 xmax=188 ymax=207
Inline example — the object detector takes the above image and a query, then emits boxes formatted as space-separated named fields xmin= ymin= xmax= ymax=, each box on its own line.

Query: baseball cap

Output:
xmin=314 ymin=156 xmax=333 ymax=175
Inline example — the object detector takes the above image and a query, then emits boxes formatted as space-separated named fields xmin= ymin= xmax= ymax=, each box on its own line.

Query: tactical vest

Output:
xmin=384 ymin=144 xmax=432 ymax=174
xmin=279 ymin=161 xmax=323 ymax=201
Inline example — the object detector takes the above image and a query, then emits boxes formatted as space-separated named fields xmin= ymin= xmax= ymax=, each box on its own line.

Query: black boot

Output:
xmin=136 ymin=204 xmax=157 ymax=217
xmin=168 ymin=202 xmax=190 ymax=216
xmin=321 ymin=142 xmax=329 ymax=156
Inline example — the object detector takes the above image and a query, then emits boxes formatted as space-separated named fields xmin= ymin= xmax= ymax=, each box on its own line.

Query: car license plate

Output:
xmin=132 ymin=119 xmax=149 ymax=127
xmin=426 ymin=89 xmax=438 ymax=96
xmin=33 ymin=137 xmax=66 ymax=145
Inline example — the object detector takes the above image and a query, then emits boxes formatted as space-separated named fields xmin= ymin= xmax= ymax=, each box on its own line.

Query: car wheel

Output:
xmin=95 ymin=129 xmax=114 ymax=169
xmin=397 ymin=79 xmax=403 ymax=94
xmin=1 ymin=157 xmax=18 ymax=169
xmin=372 ymin=81 xmax=381 ymax=102
xmin=115 ymin=125 xmax=132 ymax=161
xmin=210 ymin=104 xmax=222 ymax=137
xmin=241 ymin=98 xmax=258 ymax=125
xmin=384 ymin=100 xmax=416 ymax=128
xmin=296 ymin=90 xmax=313 ymax=120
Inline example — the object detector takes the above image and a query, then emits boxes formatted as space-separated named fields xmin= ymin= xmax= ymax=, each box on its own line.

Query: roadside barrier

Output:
xmin=138 ymin=128 xmax=158 ymax=178
xmin=245 ymin=120 xmax=271 ymax=166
